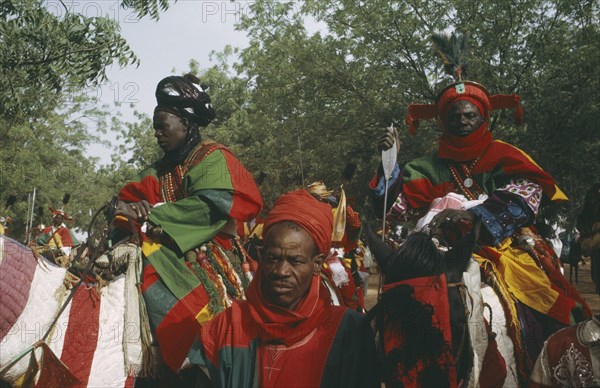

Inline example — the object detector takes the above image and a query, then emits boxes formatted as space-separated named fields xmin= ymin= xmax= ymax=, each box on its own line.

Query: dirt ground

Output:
xmin=364 ymin=261 xmax=599 ymax=314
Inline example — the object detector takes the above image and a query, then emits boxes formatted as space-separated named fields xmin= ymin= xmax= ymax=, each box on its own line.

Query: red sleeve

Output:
xmin=222 ymin=150 xmax=263 ymax=221
xmin=118 ymin=175 xmax=162 ymax=204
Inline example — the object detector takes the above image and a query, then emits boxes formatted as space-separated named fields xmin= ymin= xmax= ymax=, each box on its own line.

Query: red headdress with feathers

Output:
xmin=405 ymin=33 xmax=524 ymax=137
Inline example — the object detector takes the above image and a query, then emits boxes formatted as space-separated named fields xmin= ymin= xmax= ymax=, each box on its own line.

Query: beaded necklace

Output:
xmin=206 ymin=244 xmax=244 ymax=300
xmin=233 ymin=236 xmax=253 ymax=288
xmin=158 ymin=140 xmax=223 ymax=202
xmin=188 ymin=255 xmax=225 ymax=316
xmin=448 ymin=156 xmax=484 ymax=200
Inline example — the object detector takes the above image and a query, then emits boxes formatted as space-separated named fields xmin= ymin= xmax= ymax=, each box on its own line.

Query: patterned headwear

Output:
xmin=49 ymin=207 xmax=72 ymax=221
xmin=405 ymin=81 xmax=524 ymax=135
xmin=154 ymin=74 xmax=216 ymax=127
xmin=263 ymin=190 xmax=333 ymax=255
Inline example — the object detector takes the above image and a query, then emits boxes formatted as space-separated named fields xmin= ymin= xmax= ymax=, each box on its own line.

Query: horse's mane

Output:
xmin=382 ymin=232 xmax=447 ymax=283
xmin=368 ymin=285 xmax=452 ymax=386
xmin=366 ymin=232 xmax=451 ymax=386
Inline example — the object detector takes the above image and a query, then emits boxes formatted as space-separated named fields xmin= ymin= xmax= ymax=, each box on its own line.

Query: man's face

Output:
xmin=153 ymin=110 xmax=188 ymax=153
xmin=446 ymin=100 xmax=485 ymax=137
xmin=52 ymin=214 xmax=63 ymax=226
xmin=260 ymin=222 xmax=323 ymax=309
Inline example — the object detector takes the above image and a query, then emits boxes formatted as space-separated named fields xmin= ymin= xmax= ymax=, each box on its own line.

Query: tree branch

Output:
xmin=11 ymin=43 xmax=114 ymax=67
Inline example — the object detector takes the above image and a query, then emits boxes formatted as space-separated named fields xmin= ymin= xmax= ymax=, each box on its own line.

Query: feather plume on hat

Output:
xmin=405 ymin=32 xmax=524 ymax=135
xmin=431 ymin=32 xmax=469 ymax=81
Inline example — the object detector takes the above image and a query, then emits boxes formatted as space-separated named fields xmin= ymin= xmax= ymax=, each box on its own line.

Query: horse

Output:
xmin=365 ymin=187 xmax=593 ymax=387
xmin=0 ymin=200 xmax=184 ymax=387
xmin=365 ymin=218 xmax=494 ymax=386
xmin=1 ymin=196 xmax=251 ymax=387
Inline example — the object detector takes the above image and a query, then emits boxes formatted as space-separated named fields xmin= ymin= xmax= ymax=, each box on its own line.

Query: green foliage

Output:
xmin=194 ymin=0 xmax=599 ymax=224
xmin=0 ymin=99 xmax=118 ymax=238
xmin=0 ymin=0 xmax=139 ymax=124
xmin=121 ymin=0 xmax=171 ymax=20
xmin=0 ymin=0 xmax=150 ymax=240
xmin=2 ymin=0 xmax=598 ymax=239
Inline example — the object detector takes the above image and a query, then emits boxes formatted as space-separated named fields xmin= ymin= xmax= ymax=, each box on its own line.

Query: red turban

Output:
xmin=263 ymin=189 xmax=333 ymax=255
xmin=404 ymin=81 xmax=523 ymax=135
xmin=436 ymin=82 xmax=492 ymax=124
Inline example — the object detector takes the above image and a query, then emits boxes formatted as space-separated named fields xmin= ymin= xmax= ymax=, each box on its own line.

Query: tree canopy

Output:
xmin=1 ymin=0 xmax=598 ymax=241
xmin=1 ymin=0 xmax=144 ymax=237
xmin=201 ymin=0 xmax=599 ymax=224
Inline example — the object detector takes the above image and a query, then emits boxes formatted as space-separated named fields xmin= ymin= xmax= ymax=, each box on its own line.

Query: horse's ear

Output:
xmin=445 ymin=218 xmax=481 ymax=265
xmin=362 ymin=223 xmax=394 ymax=272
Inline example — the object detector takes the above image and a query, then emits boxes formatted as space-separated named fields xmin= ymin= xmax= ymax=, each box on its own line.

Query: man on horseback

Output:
xmin=36 ymin=209 xmax=79 ymax=257
xmin=113 ymin=73 xmax=263 ymax=376
xmin=371 ymin=33 xmax=591 ymax=386
xmin=195 ymin=189 xmax=379 ymax=387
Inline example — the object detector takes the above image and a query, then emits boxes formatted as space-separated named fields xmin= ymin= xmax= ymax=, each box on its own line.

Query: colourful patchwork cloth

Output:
xmin=117 ymin=140 xmax=263 ymax=371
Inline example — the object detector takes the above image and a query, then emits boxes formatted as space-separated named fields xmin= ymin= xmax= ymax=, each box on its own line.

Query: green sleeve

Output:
xmin=148 ymin=151 xmax=234 ymax=253
xmin=36 ymin=232 xmax=49 ymax=245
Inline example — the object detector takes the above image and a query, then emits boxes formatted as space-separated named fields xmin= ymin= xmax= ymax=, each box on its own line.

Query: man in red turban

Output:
xmin=35 ymin=208 xmax=79 ymax=256
xmin=193 ymin=189 xmax=380 ymax=387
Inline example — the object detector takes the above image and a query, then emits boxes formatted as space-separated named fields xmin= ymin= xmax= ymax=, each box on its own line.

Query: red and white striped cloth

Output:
xmin=0 ymin=236 xmax=135 ymax=387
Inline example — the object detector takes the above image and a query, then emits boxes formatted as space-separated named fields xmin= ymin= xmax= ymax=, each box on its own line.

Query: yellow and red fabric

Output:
xmin=36 ymin=225 xmax=79 ymax=248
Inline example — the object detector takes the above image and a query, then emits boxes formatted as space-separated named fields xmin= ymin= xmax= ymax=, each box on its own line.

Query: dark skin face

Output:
xmin=153 ymin=110 xmax=189 ymax=153
xmin=446 ymin=100 xmax=485 ymax=137
xmin=52 ymin=214 xmax=64 ymax=227
xmin=259 ymin=222 xmax=324 ymax=310
xmin=113 ymin=110 xmax=191 ymax=234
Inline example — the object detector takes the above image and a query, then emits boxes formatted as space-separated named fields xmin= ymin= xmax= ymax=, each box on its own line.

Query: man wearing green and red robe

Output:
xmin=36 ymin=209 xmax=79 ymax=256
xmin=371 ymin=81 xmax=591 ymax=384
xmin=115 ymin=74 xmax=263 ymax=372
xmin=192 ymin=189 xmax=380 ymax=387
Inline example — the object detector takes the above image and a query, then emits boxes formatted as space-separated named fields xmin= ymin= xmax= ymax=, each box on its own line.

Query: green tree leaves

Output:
xmin=0 ymin=0 xmax=139 ymax=124
xmin=0 ymin=0 xmax=146 ymax=238
xmin=199 ymin=0 xmax=599 ymax=222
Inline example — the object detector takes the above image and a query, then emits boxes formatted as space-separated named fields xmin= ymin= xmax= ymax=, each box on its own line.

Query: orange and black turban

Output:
xmin=263 ymin=189 xmax=333 ymax=255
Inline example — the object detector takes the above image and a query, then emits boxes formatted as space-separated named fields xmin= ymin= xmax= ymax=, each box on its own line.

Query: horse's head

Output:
xmin=364 ymin=220 xmax=479 ymax=285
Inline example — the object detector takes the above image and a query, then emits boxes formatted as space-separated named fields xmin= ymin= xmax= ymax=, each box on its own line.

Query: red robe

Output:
xmin=197 ymin=273 xmax=380 ymax=387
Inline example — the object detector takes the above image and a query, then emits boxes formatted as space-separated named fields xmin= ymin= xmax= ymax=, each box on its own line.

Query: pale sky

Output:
xmin=86 ymin=0 xmax=252 ymax=163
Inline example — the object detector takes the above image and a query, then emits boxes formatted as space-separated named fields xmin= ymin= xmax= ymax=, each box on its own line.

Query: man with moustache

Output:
xmin=194 ymin=189 xmax=379 ymax=387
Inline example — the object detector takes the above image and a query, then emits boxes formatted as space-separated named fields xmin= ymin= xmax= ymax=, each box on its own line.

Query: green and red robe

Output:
xmin=193 ymin=273 xmax=380 ymax=387
xmin=118 ymin=140 xmax=263 ymax=371
xmin=371 ymin=140 xmax=591 ymax=381
xmin=36 ymin=225 xmax=79 ymax=251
